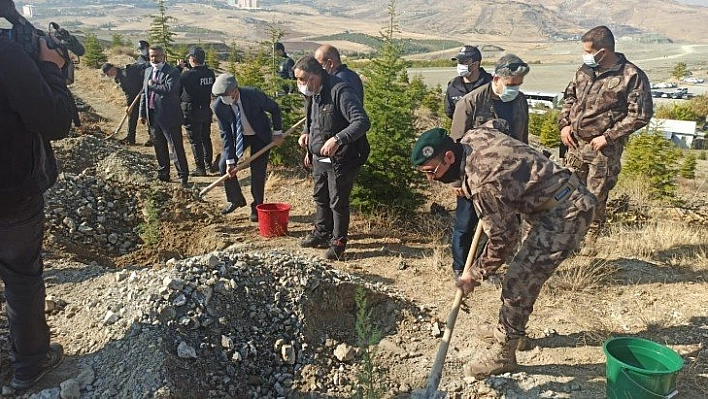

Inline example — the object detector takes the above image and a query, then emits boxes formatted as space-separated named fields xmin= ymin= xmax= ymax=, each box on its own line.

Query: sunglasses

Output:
xmin=420 ymin=159 xmax=443 ymax=175
xmin=495 ymin=62 xmax=529 ymax=74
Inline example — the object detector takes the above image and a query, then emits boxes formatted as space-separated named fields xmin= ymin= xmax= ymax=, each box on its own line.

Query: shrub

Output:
xmin=679 ymin=153 xmax=697 ymax=179
xmin=83 ymin=33 xmax=107 ymax=69
xmin=622 ymin=130 xmax=681 ymax=198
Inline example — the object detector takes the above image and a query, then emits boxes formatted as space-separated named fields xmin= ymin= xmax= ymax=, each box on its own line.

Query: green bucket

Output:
xmin=603 ymin=337 xmax=684 ymax=399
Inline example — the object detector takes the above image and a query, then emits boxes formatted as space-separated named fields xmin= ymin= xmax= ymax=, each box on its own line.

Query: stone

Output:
xmin=177 ymin=341 xmax=197 ymax=359
xmin=103 ymin=310 xmax=119 ymax=325
xmin=281 ymin=344 xmax=296 ymax=365
xmin=333 ymin=343 xmax=356 ymax=362
xmin=60 ymin=379 xmax=81 ymax=399
xmin=76 ymin=367 xmax=95 ymax=388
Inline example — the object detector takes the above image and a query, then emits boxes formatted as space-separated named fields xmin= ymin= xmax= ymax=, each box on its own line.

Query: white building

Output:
xmin=22 ymin=4 xmax=36 ymax=18
xmin=228 ymin=0 xmax=259 ymax=8
xmin=647 ymin=118 xmax=700 ymax=149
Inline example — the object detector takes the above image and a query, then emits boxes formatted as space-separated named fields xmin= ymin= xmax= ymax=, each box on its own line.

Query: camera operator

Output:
xmin=0 ymin=34 xmax=72 ymax=390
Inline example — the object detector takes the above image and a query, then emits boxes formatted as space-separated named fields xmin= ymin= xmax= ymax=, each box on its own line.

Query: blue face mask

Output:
xmin=583 ymin=49 xmax=603 ymax=68
xmin=499 ymin=83 xmax=520 ymax=102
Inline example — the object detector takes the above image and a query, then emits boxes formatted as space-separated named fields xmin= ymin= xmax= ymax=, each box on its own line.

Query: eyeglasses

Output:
xmin=495 ymin=62 xmax=529 ymax=75
xmin=420 ymin=159 xmax=443 ymax=175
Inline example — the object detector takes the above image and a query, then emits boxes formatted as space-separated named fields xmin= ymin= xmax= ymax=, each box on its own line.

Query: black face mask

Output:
xmin=435 ymin=144 xmax=464 ymax=184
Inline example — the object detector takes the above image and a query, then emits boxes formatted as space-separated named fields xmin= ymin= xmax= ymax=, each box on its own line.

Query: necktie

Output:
xmin=148 ymin=68 xmax=158 ymax=109
xmin=233 ymin=104 xmax=244 ymax=158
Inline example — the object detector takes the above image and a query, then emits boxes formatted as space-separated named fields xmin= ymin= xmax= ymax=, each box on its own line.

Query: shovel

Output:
xmin=412 ymin=221 xmax=484 ymax=399
xmin=199 ymin=117 xmax=306 ymax=198
xmin=106 ymin=89 xmax=143 ymax=139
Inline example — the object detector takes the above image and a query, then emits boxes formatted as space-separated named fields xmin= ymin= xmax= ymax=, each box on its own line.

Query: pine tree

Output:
xmin=538 ymin=110 xmax=561 ymax=148
xmin=148 ymin=0 xmax=177 ymax=61
xmin=671 ymin=62 xmax=688 ymax=80
xmin=679 ymin=153 xmax=697 ymax=179
xmin=110 ymin=33 xmax=124 ymax=49
xmin=622 ymin=130 xmax=681 ymax=198
xmin=205 ymin=45 xmax=220 ymax=71
xmin=83 ymin=33 xmax=107 ymax=68
xmin=353 ymin=0 xmax=423 ymax=213
xmin=226 ymin=39 xmax=242 ymax=76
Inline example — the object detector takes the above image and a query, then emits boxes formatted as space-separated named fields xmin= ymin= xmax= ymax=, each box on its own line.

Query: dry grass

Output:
xmin=548 ymin=258 xmax=618 ymax=292
xmin=598 ymin=221 xmax=708 ymax=267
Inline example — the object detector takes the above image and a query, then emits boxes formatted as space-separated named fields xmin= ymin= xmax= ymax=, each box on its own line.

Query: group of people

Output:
xmin=414 ymin=25 xmax=652 ymax=378
xmin=0 ymin=22 xmax=653 ymax=391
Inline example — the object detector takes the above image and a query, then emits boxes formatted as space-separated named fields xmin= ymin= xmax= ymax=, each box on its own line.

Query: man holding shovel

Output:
xmin=101 ymin=62 xmax=146 ymax=145
xmin=411 ymin=121 xmax=597 ymax=378
xmin=211 ymin=73 xmax=283 ymax=221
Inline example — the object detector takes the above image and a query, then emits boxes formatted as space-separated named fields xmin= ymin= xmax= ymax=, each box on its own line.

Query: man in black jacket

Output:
xmin=102 ymin=62 xmax=146 ymax=145
xmin=445 ymin=45 xmax=492 ymax=119
xmin=0 ymin=36 xmax=71 ymax=390
xmin=315 ymin=44 xmax=364 ymax=102
xmin=211 ymin=73 xmax=283 ymax=221
xmin=295 ymin=56 xmax=370 ymax=260
xmin=180 ymin=47 xmax=215 ymax=176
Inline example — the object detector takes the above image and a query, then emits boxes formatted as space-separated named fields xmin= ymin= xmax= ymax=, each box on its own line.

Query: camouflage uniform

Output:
xmin=451 ymin=83 xmax=529 ymax=143
xmin=459 ymin=121 xmax=598 ymax=337
xmin=558 ymin=54 xmax=652 ymax=231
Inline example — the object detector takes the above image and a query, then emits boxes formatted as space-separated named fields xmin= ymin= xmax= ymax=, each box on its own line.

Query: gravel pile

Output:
xmin=44 ymin=172 xmax=142 ymax=256
xmin=3 ymin=249 xmax=420 ymax=398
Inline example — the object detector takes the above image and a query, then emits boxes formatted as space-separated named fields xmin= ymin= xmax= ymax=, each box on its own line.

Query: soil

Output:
xmin=0 ymin=63 xmax=706 ymax=399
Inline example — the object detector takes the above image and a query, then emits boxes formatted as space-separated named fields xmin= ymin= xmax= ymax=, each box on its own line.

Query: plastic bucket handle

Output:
xmin=620 ymin=368 xmax=679 ymax=399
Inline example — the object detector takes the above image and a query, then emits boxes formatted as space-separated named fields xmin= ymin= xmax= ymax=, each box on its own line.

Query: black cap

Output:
xmin=187 ymin=46 xmax=206 ymax=64
xmin=138 ymin=40 xmax=150 ymax=50
xmin=274 ymin=42 xmax=285 ymax=52
xmin=452 ymin=45 xmax=482 ymax=63
xmin=100 ymin=62 xmax=114 ymax=74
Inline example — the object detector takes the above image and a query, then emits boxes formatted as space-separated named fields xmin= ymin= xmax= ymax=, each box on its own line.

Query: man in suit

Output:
xmin=211 ymin=73 xmax=283 ymax=221
xmin=138 ymin=46 xmax=190 ymax=187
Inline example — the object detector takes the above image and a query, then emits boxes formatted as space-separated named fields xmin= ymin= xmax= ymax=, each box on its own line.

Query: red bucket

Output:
xmin=255 ymin=203 xmax=291 ymax=238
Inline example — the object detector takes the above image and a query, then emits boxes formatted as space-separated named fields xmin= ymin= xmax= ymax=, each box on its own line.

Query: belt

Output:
xmin=536 ymin=174 xmax=580 ymax=212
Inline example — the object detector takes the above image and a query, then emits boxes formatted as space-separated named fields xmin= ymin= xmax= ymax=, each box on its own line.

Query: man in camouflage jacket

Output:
xmin=559 ymin=26 xmax=652 ymax=242
xmin=410 ymin=121 xmax=597 ymax=378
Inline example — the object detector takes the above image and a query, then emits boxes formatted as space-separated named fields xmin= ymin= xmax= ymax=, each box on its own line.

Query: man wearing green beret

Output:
xmin=411 ymin=120 xmax=597 ymax=378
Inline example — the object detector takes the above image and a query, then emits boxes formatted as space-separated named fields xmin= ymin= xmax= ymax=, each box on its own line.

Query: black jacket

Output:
xmin=180 ymin=65 xmax=215 ymax=107
xmin=305 ymin=75 xmax=370 ymax=176
xmin=445 ymin=67 xmax=492 ymax=118
xmin=0 ymin=38 xmax=72 ymax=205
xmin=116 ymin=63 xmax=145 ymax=104
xmin=333 ymin=64 xmax=364 ymax=102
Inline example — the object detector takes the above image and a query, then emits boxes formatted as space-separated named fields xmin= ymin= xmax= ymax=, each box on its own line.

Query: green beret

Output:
xmin=410 ymin=128 xmax=452 ymax=166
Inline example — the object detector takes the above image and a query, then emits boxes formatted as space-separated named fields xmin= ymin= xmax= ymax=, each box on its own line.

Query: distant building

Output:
xmin=228 ymin=0 xmax=259 ymax=8
xmin=22 ymin=4 xmax=36 ymax=18
xmin=647 ymin=118 xmax=701 ymax=149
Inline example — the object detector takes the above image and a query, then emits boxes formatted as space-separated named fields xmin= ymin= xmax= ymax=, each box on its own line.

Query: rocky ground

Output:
xmin=0 ymin=67 xmax=707 ymax=399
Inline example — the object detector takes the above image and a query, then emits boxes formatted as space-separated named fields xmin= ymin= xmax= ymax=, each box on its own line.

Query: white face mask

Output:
xmin=582 ymin=49 xmax=602 ymax=68
xmin=140 ymin=49 xmax=148 ymax=57
xmin=456 ymin=64 xmax=472 ymax=78
xmin=220 ymin=95 xmax=235 ymax=105
xmin=150 ymin=61 xmax=165 ymax=69
xmin=298 ymin=83 xmax=313 ymax=96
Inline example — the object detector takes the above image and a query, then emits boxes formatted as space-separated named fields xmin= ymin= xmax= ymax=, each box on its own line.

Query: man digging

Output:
xmin=411 ymin=122 xmax=597 ymax=377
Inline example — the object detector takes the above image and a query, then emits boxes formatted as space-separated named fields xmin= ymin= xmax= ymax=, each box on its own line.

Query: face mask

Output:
xmin=140 ymin=49 xmax=148 ymax=57
xmin=499 ymin=83 xmax=520 ymax=102
xmin=437 ymin=158 xmax=462 ymax=184
xmin=298 ymin=83 xmax=313 ymax=96
xmin=582 ymin=50 xmax=602 ymax=68
xmin=150 ymin=61 xmax=164 ymax=69
xmin=220 ymin=95 xmax=235 ymax=105
xmin=456 ymin=64 xmax=472 ymax=78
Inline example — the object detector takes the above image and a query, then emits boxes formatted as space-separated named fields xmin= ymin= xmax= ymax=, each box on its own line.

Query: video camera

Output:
xmin=0 ymin=0 xmax=85 ymax=84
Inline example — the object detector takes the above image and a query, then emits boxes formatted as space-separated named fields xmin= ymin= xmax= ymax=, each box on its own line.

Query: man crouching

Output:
xmin=410 ymin=120 xmax=597 ymax=378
